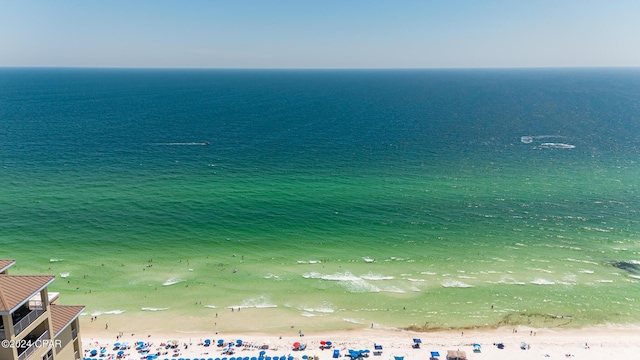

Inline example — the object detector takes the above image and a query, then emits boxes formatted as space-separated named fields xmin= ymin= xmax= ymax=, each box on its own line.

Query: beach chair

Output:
xmin=373 ymin=344 xmax=382 ymax=356
xmin=473 ymin=344 xmax=481 ymax=353
xmin=218 ymin=340 xmax=225 ymax=347
xmin=412 ymin=339 xmax=421 ymax=349
xmin=429 ymin=351 xmax=440 ymax=360
xmin=332 ymin=350 xmax=340 ymax=359
xmin=394 ymin=357 xmax=404 ymax=360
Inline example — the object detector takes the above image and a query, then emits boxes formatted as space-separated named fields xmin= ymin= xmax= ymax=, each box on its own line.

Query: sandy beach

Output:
xmin=81 ymin=324 xmax=640 ymax=360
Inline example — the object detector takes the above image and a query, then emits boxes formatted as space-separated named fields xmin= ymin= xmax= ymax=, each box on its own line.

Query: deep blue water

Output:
xmin=2 ymin=68 xmax=640 ymax=330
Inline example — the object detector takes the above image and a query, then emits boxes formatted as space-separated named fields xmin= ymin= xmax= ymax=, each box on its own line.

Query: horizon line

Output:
xmin=1 ymin=65 xmax=639 ymax=71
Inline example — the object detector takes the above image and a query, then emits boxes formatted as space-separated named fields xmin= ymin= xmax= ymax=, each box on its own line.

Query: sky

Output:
xmin=1 ymin=0 xmax=639 ymax=69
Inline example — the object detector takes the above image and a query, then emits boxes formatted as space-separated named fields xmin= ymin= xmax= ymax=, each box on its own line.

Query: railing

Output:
xmin=13 ymin=309 xmax=46 ymax=336
xmin=0 ymin=326 xmax=5 ymax=340
xmin=17 ymin=330 xmax=50 ymax=360
xmin=74 ymin=350 xmax=80 ymax=359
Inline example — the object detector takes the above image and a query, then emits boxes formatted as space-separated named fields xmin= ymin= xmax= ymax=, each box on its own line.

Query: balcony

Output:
xmin=17 ymin=330 xmax=50 ymax=360
xmin=13 ymin=309 xmax=46 ymax=336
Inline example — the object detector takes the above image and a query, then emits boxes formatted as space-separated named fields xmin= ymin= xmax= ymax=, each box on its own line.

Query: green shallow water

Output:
xmin=2 ymin=68 xmax=640 ymax=331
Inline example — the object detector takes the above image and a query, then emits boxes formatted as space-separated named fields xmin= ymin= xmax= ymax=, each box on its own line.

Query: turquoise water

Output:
xmin=2 ymin=68 xmax=640 ymax=331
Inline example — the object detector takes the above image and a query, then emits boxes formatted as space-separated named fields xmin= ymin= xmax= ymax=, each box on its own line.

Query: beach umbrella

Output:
xmin=302 ymin=356 xmax=308 ymax=359
xmin=325 ymin=342 xmax=332 ymax=346
xmin=293 ymin=342 xmax=301 ymax=349
xmin=236 ymin=340 xmax=243 ymax=346
xmin=251 ymin=357 xmax=257 ymax=360
xmin=117 ymin=351 xmax=124 ymax=356
xmin=259 ymin=351 xmax=266 ymax=356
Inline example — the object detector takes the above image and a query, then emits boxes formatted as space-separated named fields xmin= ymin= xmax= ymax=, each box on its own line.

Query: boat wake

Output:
xmin=154 ymin=142 xmax=210 ymax=146
xmin=521 ymin=135 xmax=575 ymax=149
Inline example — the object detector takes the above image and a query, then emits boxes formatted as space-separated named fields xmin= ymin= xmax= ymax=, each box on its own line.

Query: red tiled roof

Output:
xmin=50 ymin=305 xmax=85 ymax=336
xmin=0 ymin=259 xmax=15 ymax=273
xmin=0 ymin=275 xmax=56 ymax=313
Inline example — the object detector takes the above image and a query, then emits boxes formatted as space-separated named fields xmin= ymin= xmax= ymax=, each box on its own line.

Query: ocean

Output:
xmin=1 ymin=68 xmax=640 ymax=332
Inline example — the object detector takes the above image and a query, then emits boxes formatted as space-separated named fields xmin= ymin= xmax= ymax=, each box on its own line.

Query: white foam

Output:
xmin=298 ymin=260 xmax=322 ymax=264
xmin=157 ymin=142 xmax=209 ymax=146
xmin=231 ymin=295 xmax=278 ymax=309
xmin=521 ymin=136 xmax=533 ymax=144
xmin=579 ymin=270 xmax=595 ymax=274
xmin=264 ymin=273 xmax=281 ymax=280
xmin=420 ymin=271 xmax=437 ymax=275
xmin=629 ymin=274 xmax=640 ymax=280
xmin=162 ymin=277 xmax=184 ymax=286
xmin=300 ymin=312 xmax=316 ymax=317
xmin=60 ymin=272 xmax=70 ymax=278
xmin=342 ymin=318 xmax=365 ymax=325
xmin=597 ymin=280 xmax=613 ymax=283
xmin=531 ymin=278 xmax=556 ymax=285
xmin=321 ymin=272 xmax=361 ymax=282
xmin=407 ymin=278 xmax=425 ymax=282
xmin=300 ymin=306 xmax=335 ymax=314
xmin=204 ymin=305 xmax=217 ymax=309
xmin=303 ymin=271 xmax=381 ymax=292
xmin=49 ymin=258 xmax=63 ymax=262
xmin=538 ymin=142 xmax=575 ymax=149
xmin=89 ymin=310 xmax=125 ymax=316
xmin=442 ymin=279 xmax=473 ymax=288
xmin=362 ymin=257 xmax=375 ymax=263
xmin=360 ymin=272 xmax=394 ymax=281
xmin=521 ymin=135 xmax=568 ymax=144
xmin=141 ymin=307 xmax=169 ymax=311
xmin=497 ymin=275 xmax=526 ymax=285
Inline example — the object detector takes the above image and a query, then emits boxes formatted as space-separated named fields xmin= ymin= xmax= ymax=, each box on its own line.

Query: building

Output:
xmin=0 ymin=259 xmax=84 ymax=360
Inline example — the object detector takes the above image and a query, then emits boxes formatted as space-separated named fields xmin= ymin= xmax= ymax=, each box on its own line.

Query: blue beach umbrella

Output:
xmin=251 ymin=357 xmax=257 ymax=360
xmin=302 ymin=356 xmax=308 ymax=359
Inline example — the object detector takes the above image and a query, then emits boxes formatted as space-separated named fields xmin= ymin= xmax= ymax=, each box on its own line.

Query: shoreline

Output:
xmin=80 ymin=324 xmax=640 ymax=359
